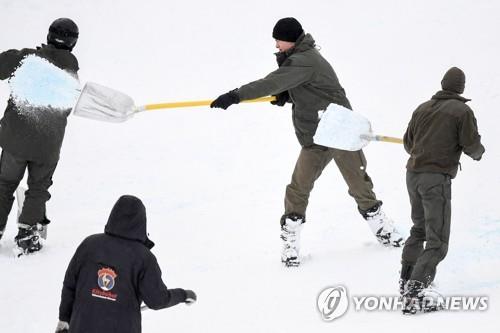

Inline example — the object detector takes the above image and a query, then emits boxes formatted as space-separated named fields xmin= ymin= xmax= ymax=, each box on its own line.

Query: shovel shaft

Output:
xmin=374 ymin=135 xmax=403 ymax=144
xmin=141 ymin=96 xmax=276 ymax=111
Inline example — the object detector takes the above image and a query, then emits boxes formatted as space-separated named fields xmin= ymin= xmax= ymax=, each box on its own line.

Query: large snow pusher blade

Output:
xmin=73 ymin=82 xmax=136 ymax=122
xmin=313 ymin=103 xmax=403 ymax=151
xmin=73 ymin=82 xmax=276 ymax=123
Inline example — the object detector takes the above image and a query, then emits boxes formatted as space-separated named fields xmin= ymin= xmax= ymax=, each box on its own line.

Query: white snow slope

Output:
xmin=0 ymin=0 xmax=499 ymax=332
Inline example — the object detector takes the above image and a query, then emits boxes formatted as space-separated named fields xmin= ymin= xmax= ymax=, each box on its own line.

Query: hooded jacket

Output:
xmin=237 ymin=33 xmax=351 ymax=147
xmin=0 ymin=44 xmax=78 ymax=163
xmin=404 ymin=90 xmax=484 ymax=178
xmin=58 ymin=196 xmax=187 ymax=333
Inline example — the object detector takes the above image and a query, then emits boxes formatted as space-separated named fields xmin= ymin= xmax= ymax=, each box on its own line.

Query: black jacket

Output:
xmin=404 ymin=90 xmax=484 ymax=178
xmin=58 ymin=196 xmax=188 ymax=333
xmin=0 ymin=44 xmax=79 ymax=163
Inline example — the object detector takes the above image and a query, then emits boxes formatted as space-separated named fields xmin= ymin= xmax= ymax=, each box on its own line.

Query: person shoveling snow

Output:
xmin=0 ymin=18 xmax=80 ymax=256
xmin=210 ymin=17 xmax=405 ymax=267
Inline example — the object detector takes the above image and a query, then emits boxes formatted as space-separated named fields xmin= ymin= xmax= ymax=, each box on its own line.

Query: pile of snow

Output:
xmin=8 ymin=54 xmax=80 ymax=110
xmin=314 ymin=104 xmax=372 ymax=151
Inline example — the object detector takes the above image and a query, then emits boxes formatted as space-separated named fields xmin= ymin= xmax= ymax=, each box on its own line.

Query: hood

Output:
xmin=104 ymin=195 xmax=155 ymax=249
xmin=441 ymin=67 xmax=465 ymax=94
xmin=37 ymin=43 xmax=70 ymax=53
xmin=275 ymin=33 xmax=316 ymax=66
xmin=431 ymin=90 xmax=471 ymax=103
xmin=292 ymin=33 xmax=316 ymax=53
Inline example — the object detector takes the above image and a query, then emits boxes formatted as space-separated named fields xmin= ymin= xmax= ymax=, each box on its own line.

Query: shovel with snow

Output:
xmin=313 ymin=103 xmax=403 ymax=151
xmin=73 ymin=82 xmax=275 ymax=122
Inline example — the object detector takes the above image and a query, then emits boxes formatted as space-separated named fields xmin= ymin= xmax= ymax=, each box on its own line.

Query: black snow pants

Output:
xmin=0 ymin=150 xmax=57 ymax=231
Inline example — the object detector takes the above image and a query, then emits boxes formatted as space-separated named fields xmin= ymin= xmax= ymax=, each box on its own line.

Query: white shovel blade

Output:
xmin=313 ymin=103 xmax=373 ymax=151
xmin=73 ymin=82 xmax=137 ymax=122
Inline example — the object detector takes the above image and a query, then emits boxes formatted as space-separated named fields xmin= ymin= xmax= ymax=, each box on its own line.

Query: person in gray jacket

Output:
xmin=210 ymin=17 xmax=403 ymax=266
xmin=400 ymin=67 xmax=484 ymax=314
xmin=0 ymin=18 xmax=79 ymax=255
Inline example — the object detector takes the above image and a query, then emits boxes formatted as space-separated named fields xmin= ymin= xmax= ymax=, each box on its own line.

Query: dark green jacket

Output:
xmin=237 ymin=33 xmax=351 ymax=147
xmin=0 ymin=44 xmax=79 ymax=163
xmin=404 ymin=90 xmax=484 ymax=178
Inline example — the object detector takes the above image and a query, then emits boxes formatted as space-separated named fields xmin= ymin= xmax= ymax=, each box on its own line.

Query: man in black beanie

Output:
xmin=272 ymin=17 xmax=304 ymax=43
xmin=210 ymin=17 xmax=403 ymax=267
xmin=400 ymin=67 xmax=484 ymax=314
xmin=56 ymin=195 xmax=197 ymax=332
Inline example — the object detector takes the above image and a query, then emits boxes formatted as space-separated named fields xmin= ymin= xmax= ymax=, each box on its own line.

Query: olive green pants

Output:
xmin=284 ymin=146 xmax=380 ymax=217
xmin=401 ymin=171 xmax=451 ymax=285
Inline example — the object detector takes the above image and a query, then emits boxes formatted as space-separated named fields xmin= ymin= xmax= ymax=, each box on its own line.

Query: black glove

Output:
xmin=210 ymin=90 xmax=240 ymax=110
xmin=271 ymin=91 xmax=290 ymax=107
xmin=185 ymin=290 xmax=197 ymax=305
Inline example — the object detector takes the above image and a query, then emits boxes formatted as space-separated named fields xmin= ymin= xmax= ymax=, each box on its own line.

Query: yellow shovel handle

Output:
xmin=374 ymin=135 xmax=403 ymax=144
xmin=142 ymin=96 xmax=276 ymax=111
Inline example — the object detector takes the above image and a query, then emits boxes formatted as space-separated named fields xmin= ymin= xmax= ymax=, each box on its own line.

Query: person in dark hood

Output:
xmin=400 ymin=67 xmax=484 ymax=314
xmin=56 ymin=195 xmax=197 ymax=333
xmin=0 ymin=18 xmax=80 ymax=255
xmin=210 ymin=17 xmax=403 ymax=267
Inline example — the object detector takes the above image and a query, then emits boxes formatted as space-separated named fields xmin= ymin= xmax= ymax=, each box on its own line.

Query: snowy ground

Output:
xmin=0 ymin=0 xmax=499 ymax=332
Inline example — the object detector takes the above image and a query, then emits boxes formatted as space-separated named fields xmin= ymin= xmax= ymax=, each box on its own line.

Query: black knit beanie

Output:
xmin=441 ymin=67 xmax=466 ymax=94
xmin=272 ymin=17 xmax=303 ymax=42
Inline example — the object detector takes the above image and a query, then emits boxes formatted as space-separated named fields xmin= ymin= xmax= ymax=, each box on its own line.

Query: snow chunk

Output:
xmin=8 ymin=54 xmax=80 ymax=110
xmin=313 ymin=103 xmax=373 ymax=151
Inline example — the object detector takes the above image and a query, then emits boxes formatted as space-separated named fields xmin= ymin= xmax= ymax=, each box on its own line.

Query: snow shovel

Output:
xmin=73 ymin=82 xmax=276 ymax=122
xmin=313 ymin=103 xmax=403 ymax=151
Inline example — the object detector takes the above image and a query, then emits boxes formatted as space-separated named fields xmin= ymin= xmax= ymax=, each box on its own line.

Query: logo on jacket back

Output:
xmin=91 ymin=267 xmax=118 ymax=301
xmin=97 ymin=268 xmax=116 ymax=291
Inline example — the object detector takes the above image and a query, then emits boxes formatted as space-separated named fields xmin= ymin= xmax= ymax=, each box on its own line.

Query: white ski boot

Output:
xmin=280 ymin=214 xmax=304 ymax=267
xmin=364 ymin=204 xmax=405 ymax=247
